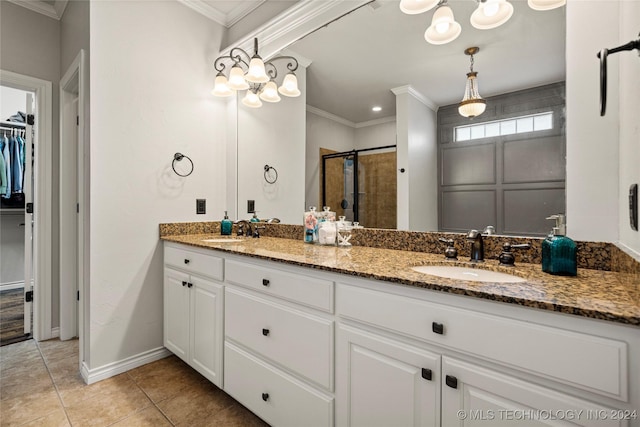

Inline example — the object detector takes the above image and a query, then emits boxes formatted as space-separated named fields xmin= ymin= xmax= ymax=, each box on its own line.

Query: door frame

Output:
xmin=59 ymin=50 xmax=87 ymax=361
xmin=0 ymin=69 xmax=54 ymax=341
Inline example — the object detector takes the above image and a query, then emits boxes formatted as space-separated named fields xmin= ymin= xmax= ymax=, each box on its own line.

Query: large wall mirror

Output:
xmin=237 ymin=0 xmax=566 ymax=236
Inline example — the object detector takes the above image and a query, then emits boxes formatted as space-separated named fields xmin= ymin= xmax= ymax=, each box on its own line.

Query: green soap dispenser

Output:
xmin=541 ymin=214 xmax=577 ymax=276
xmin=250 ymin=212 xmax=260 ymax=223
xmin=221 ymin=211 xmax=232 ymax=236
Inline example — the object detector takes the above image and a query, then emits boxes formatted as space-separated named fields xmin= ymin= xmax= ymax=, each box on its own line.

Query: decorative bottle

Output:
xmin=541 ymin=214 xmax=577 ymax=276
xmin=221 ymin=211 xmax=232 ymax=236
xmin=304 ymin=207 xmax=318 ymax=243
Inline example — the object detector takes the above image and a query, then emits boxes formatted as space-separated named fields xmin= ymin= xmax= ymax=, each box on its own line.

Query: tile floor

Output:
xmin=0 ymin=339 xmax=269 ymax=426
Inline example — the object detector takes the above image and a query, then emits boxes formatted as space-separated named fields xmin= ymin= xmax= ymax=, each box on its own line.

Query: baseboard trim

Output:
xmin=81 ymin=346 xmax=172 ymax=385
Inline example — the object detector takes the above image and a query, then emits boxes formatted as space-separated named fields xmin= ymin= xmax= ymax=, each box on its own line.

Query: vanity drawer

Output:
xmin=164 ymin=244 xmax=223 ymax=280
xmin=224 ymin=342 xmax=333 ymax=427
xmin=225 ymin=287 xmax=333 ymax=390
xmin=225 ymin=259 xmax=334 ymax=312
xmin=337 ymin=283 xmax=628 ymax=401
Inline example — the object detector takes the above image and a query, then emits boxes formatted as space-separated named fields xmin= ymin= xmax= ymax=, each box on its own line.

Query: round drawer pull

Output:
xmin=262 ymin=392 xmax=269 ymax=402
xmin=184 ymin=259 xmax=190 ymax=264
xmin=262 ymin=328 xmax=270 ymax=336
xmin=262 ymin=279 xmax=270 ymax=287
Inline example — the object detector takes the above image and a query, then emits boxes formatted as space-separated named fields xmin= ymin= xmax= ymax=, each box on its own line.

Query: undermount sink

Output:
xmin=412 ymin=265 xmax=526 ymax=283
xmin=202 ymin=238 xmax=243 ymax=243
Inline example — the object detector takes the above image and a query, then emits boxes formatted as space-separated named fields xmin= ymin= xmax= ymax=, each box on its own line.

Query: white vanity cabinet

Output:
xmin=336 ymin=281 xmax=637 ymax=427
xmin=163 ymin=243 xmax=224 ymax=387
xmin=223 ymin=257 xmax=336 ymax=427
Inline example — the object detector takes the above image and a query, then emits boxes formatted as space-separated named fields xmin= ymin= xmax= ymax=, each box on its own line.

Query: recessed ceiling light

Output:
xmin=372 ymin=106 xmax=382 ymax=112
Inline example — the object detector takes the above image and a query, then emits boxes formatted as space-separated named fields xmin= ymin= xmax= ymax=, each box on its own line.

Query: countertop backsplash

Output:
xmin=159 ymin=221 xmax=639 ymax=275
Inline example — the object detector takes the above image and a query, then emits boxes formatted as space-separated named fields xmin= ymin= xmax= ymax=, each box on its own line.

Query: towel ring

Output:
xmin=264 ymin=164 xmax=278 ymax=184
xmin=172 ymin=153 xmax=194 ymax=177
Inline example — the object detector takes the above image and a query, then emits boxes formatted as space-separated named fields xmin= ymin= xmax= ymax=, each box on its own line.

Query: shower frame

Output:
xmin=321 ymin=144 xmax=396 ymax=224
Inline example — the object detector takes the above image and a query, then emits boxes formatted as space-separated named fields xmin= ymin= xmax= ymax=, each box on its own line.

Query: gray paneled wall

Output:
xmin=437 ymin=82 xmax=566 ymax=236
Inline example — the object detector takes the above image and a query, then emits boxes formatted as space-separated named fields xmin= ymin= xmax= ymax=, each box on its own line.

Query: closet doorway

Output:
xmin=1 ymin=69 xmax=54 ymax=344
xmin=0 ymin=86 xmax=35 ymax=346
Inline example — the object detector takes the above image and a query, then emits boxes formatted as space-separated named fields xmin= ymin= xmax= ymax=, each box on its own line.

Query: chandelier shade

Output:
xmin=401 ymin=0 xmax=562 ymax=45
xmin=528 ymin=0 xmax=566 ymax=11
xmin=212 ymin=38 xmax=300 ymax=108
xmin=470 ymin=0 xmax=514 ymax=30
xmin=424 ymin=4 xmax=461 ymax=45
xmin=458 ymin=47 xmax=486 ymax=118
xmin=399 ymin=0 xmax=439 ymax=14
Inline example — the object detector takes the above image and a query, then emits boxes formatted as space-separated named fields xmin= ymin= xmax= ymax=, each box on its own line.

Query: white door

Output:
xmin=23 ymin=93 xmax=34 ymax=335
xmin=189 ymin=276 xmax=223 ymax=387
xmin=163 ymin=268 xmax=190 ymax=362
xmin=336 ymin=324 xmax=440 ymax=427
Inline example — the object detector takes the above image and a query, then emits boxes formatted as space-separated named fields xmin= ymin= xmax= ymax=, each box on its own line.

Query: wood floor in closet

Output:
xmin=0 ymin=288 xmax=29 ymax=346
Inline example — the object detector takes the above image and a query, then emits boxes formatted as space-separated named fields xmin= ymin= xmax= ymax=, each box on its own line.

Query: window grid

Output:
xmin=454 ymin=112 xmax=553 ymax=142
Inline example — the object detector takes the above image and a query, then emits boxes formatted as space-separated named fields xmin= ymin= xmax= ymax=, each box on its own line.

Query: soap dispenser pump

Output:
xmin=541 ymin=214 xmax=577 ymax=276
xmin=221 ymin=211 xmax=232 ymax=236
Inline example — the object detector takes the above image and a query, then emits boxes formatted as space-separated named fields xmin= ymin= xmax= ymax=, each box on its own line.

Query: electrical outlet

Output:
xmin=196 ymin=199 xmax=206 ymax=214
xmin=247 ymin=200 xmax=255 ymax=213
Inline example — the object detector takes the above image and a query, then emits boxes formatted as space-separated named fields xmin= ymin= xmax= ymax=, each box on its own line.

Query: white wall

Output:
xmin=617 ymin=0 xmax=640 ymax=256
xmin=0 ymin=86 xmax=27 ymax=120
xmin=89 ymin=1 xmax=226 ymax=370
xmin=395 ymin=89 xmax=438 ymax=231
xmin=354 ymin=119 xmax=396 ymax=151
xmin=236 ymin=68 xmax=306 ymax=224
xmin=566 ymin=1 xmax=619 ymax=242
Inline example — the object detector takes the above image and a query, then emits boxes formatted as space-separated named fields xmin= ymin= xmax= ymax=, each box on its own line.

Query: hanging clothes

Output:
xmin=0 ymin=146 xmax=7 ymax=196
xmin=1 ymin=133 xmax=11 ymax=199
xmin=11 ymin=132 xmax=23 ymax=194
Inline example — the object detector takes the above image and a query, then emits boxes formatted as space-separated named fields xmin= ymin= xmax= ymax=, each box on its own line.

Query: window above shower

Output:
xmin=454 ymin=112 xmax=554 ymax=142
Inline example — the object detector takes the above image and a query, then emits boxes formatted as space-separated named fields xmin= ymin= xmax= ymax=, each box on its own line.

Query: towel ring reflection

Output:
xmin=172 ymin=153 xmax=194 ymax=177
xmin=264 ymin=164 xmax=278 ymax=184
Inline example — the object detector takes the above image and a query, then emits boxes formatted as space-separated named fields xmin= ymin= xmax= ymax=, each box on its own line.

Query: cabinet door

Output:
xmin=164 ymin=268 xmax=190 ymax=362
xmin=442 ymin=357 xmax=627 ymax=427
xmin=336 ymin=325 xmax=440 ymax=427
xmin=190 ymin=275 xmax=224 ymax=387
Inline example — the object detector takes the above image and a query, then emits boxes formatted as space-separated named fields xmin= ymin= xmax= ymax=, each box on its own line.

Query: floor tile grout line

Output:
xmin=34 ymin=339 xmax=74 ymax=426
xmin=124 ymin=370 xmax=177 ymax=426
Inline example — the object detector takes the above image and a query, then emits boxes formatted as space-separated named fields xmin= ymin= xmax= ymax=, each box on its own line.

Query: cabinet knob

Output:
xmin=184 ymin=259 xmax=190 ymax=264
xmin=262 ymin=328 xmax=270 ymax=336
xmin=262 ymin=279 xmax=270 ymax=287
xmin=182 ymin=281 xmax=187 ymax=287
xmin=187 ymin=282 xmax=193 ymax=288
xmin=421 ymin=368 xmax=432 ymax=381
xmin=262 ymin=392 xmax=269 ymax=402
xmin=445 ymin=375 xmax=458 ymax=389
xmin=432 ymin=322 xmax=444 ymax=335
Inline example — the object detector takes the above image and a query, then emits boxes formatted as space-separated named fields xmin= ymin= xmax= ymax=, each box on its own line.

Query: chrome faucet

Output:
xmin=234 ymin=220 xmax=252 ymax=237
xmin=467 ymin=229 xmax=485 ymax=262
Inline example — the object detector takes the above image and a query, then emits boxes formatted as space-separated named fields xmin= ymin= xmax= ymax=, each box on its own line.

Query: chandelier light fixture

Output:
xmin=212 ymin=38 xmax=300 ymax=108
xmin=458 ymin=47 xmax=486 ymax=118
xmin=400 ymin=0 xmax=565 ymax=45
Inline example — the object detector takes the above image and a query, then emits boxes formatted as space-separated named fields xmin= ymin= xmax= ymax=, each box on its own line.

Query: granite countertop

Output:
xmin=161 ymin=233 xmax=640 ymax=327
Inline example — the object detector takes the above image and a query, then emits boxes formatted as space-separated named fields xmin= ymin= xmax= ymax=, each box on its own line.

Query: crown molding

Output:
xmin=7 ymin=0 xmax=60 ymax=20
xmin=307 ymin=105 xmax=396 ymax=129
xmin=307 ymin=105 xmax=355 ymax=128
xmin=391 ymin=85 xmax=438 ymax=111
xmin=54 ymin=0 xmax=68 ymax=19
xmin=178 ymin=0 xmax=267 ymax=28
xmin=226 ymin=0 xmax=267 ymax=27
xmin=354 ymin=115 xmax=396 ymax=129
xmin=177 ymin=0 xmax=227 ymax=27
xmin=219 ymin=0 xmax=370 ymax=60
